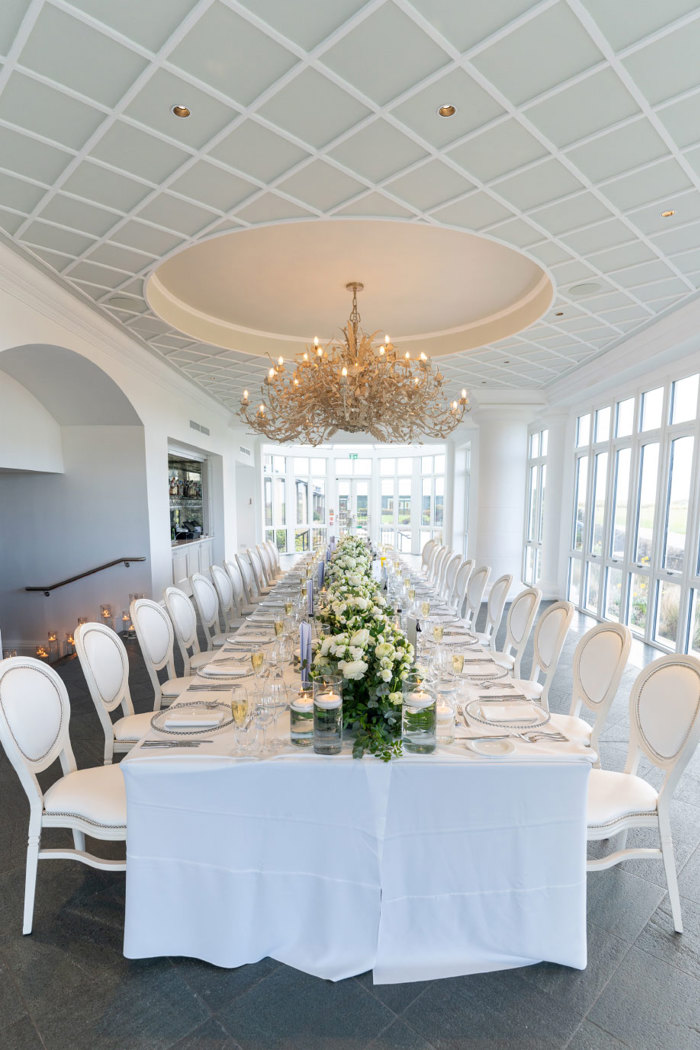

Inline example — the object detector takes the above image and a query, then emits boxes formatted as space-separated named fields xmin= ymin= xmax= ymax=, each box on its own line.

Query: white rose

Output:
xmin=340 ymin=659 xmax=368 ymax=680
xmin=380 ymin=668 xmax=392 ymax=682
xmin=350 ymin=629 xmax=370 ymax=647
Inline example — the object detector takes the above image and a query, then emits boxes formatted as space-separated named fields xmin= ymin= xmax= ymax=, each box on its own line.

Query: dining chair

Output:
xmin=265 ymin=540 xmax=282 ymax=577
xmin=0 ymin=657 xmax=126 ymax=935
xmin=130 ymin=597 xmax=196 ymax=709
xmin=257 ymin=543 xmax=277 ymax=583
xmin=549 ymin=622 xmax=631 ymax=762
xmin=586 ymin=653 xmax=700 ymax=933
xmin=236 ymin=553 xmax=264 ymax=605
xmin=516 ymin=599 xmax=574 ymax=711
xmin=449 ymin=558 xmax=474 ymax=617
xmin=225 ymin=559 xmax=257 ymax=617
xmin=424 ymin=542 xmax=442 ymax=583
xmin=441 ymin=553 xmax=462 ymax=603
xmin=492 ymin=586 xmax=542 ymax=679
xmin=420 ymin=539 xmax=437 ymax=574
xmin=475 ymin=573 xmax=513 ymax=651
xmin=75 ymin=622 xmax=153 ymax=764
xmin=247 ymin=547 xmax=272 ymax=596
xmin=463 ymin=564 xmax=491 ymax=629
xmin=210 ymin=563 xmax=245 ymax=631
xmin=429 ymin=546 xmax=448 ymax=590
xmin=421 ymin=542 xmax=440 ymax=579
xmin=163 ymin=586 xmax=212 ymax=675
xmin=190 ymin=573 xmax=228 ymax=650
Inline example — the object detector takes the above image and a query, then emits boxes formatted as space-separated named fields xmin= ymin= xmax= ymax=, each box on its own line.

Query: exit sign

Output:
xmin=349 ymin=453 xmax=358 ymax=460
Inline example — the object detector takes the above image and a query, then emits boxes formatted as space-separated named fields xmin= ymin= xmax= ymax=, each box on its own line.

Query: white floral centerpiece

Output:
xmin=312 ymin=536 xmax=414 ymax=760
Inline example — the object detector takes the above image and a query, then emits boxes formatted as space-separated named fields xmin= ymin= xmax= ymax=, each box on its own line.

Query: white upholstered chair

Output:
xmin=75 ymin=622 xmax=153 ymax=764
xmin=130 ymin=597 xmax=195 ymax=709
xmin=420 ymin=539 xmax=437 ymax=574
xmin=463 ymin=564 xmax=491 ymax=629
xmin=549 ymin=622 xmax=631 ymax=761
xmin=225 ymin=559 xmax=257 ymax=617
xmin=492 ymin=586 xmax=542 ymax=679
xmin=247 ymin=547 xmax=272 ymax=596
xmin=449 ymin=558 xmax=474 ymax=617
xmin=190 ymin=572 xmax=228 ymax=650
xmin=475 ymin=573 xmax=513 ymax=650
xmin=0 ymin=657 xmax=126 ymax=934
xmin=512 ymin=599 xmax=574 ymax=710
xmin=441 ymin=553 xmax=462 ymax=603
xmin=210 ymin=563 xmax=245 ymax=631
xmin=163 ymin=586 xmax=211 ymax=675
xmin=586 ymin=653 xmax=700 ymax=933
xmin=236 ymin=553 xmax=264 ymax=605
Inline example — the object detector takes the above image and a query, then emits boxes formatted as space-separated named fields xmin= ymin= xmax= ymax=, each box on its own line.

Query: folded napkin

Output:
xmin=462 ymin=662 xmax=502 ymax=676
xmin=477 ymin=701 xmax=541 ymax=723
xmin=199 ymin=663 xmax=249 ymax=677
xmin=234 ymin=633 xmax=272 ymax=643
xmin=163 ymin=710 xmax=224 ymax=729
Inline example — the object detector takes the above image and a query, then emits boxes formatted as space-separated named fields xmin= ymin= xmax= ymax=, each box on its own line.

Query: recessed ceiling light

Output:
xmin=171 ymin=104 xmax=191 ymax=118
xmin=106 ymin=295 xmax=138 ymax=310
xmin=437 ymin=104 xmax=456 ymax=117
xmin=569 ymin=281 xmax=602 ymax=297
xmin=661 ymin=209 xmax=675 ymax=218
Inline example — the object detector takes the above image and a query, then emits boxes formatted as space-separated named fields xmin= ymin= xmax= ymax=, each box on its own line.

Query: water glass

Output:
xmin=313 ymin=675 xmax=343 ymax=755
xmin=436 ymin=695 xmax=456 ymax=747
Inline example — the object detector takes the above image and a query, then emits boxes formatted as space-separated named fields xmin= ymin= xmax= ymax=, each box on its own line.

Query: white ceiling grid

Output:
xmin=0 ymin=0 xmax=699 ymax=409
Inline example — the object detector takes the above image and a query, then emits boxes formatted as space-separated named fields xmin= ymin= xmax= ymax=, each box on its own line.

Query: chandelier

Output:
xmin=239 ymin=282 xmax=470 ymax=445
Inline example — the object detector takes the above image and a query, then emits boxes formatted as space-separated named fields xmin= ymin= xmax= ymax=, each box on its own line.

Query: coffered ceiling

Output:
xmin=1 ymin=0 xmax=700 ymax=412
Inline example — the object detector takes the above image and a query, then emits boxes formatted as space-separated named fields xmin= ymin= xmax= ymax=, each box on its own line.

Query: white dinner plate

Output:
xmin=465 ymin=738 xmax=515 ymax=757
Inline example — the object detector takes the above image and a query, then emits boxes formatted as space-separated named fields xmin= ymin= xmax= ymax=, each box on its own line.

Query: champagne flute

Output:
xmin=451 ymin=653 xmax=465 ymax=676
xmin=230 ymin=686 xmax=251 ymax=753
xmin=421 ymin=600 xmax=431 ymax=619
xmin=251 ymin=649 xmax=265 ymax=677
xmin=284 ymin=600 xmax=293 ymax=616
xmin=274 ymin=619 xmax=284 ymax=637
xmin=432 ymin=623 xmax=444 ymax=645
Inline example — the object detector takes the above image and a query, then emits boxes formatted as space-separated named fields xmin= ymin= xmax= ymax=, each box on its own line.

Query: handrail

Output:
xmin=26 ymin=557 xmax=147 ymax=596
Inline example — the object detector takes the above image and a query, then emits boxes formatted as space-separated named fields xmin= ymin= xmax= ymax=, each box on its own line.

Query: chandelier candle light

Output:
xmin=239 ymin=282 xmax=470 ymax=445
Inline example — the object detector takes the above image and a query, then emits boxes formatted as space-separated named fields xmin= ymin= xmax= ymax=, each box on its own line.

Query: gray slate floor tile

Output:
xmin=170 ymin=1016 xmax=242 ymax=1050
xmin=588 ymin=945 xmax=700 ymax=1050
xmin=216 ymin=965 xmax=395 ymax=1050
xmin=366 ymin=1018 xmax=437 ymax=1050
xmin=634 ymin=895 xmax=700 ymax=980
xmin=586 ymin=867 xmax=665 ymax=942
xmin=566 ymin=1019 xmax=635 ymax=1049
xmin=2 ymin=1016 xmax=47 ymax=1050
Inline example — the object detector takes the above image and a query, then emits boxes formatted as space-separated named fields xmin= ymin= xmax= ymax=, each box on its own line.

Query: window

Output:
xmin=523 ymin=427 xmax=548 ymax=586
xmin=567 ymin=370 xmax=700 ymax=654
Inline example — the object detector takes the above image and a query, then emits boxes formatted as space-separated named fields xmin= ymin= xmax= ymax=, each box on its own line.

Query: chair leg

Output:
xmin=659 ymin=815 xmax=683 ymax=933
xmin=23 ymin=834 xmax=40 ymax=935
xmin=72 ymin=830 xmax=86 ymax=852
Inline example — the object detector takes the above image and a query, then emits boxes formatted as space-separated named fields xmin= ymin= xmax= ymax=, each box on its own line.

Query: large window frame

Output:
xmin=523 ymin=427 xmax=548 ymax=586
xmin=567 ymin=370 xmax=700 ymax=655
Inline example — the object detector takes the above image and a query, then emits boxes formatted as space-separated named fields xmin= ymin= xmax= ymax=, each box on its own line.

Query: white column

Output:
xmin=472 ymin=405 xmax=532 ymax=591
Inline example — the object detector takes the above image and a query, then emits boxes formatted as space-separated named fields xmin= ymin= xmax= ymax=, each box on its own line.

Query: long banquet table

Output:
xmin=122 ymin=600 xmax=592 ymax=983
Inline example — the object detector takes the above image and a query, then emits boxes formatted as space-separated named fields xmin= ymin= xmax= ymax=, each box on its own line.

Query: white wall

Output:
xmin=0 ymin=242 xmax=242 ymax=649
xmin=0 ymin=426 xmax=151 ymax=650
xmin=0 ymin=371 xmax=63 ymax=473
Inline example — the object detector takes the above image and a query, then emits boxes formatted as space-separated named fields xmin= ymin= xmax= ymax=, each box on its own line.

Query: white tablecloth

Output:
xmin=123 ymin=735 xmax=590 ymax=982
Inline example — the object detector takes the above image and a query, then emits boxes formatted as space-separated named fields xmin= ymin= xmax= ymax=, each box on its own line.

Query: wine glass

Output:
xmin=255 ymin=691 xmax=277 ymax=754
xmin=230 ymin=685 xmax=252 ymax=753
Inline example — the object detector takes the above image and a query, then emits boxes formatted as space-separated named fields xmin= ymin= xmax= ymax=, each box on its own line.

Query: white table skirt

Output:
xmin=123 ymin=747 xmax=590 ymax=983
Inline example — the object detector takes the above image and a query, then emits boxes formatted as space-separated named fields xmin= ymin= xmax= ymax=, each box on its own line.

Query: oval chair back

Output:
xmin=569 ymin=622 xmax=631 ymax=754
xmin=210 ymin=563 xmax=238 ymax=631
xmin=236 ymin=553 xmax=259 ymax=604
xmin=163 ymin=586 xmax=202 ymax=675
xmin=529 ymin=600 xmax=574 ymax=710
xmin=441 ymin=553 xmax=462 ymax=601
xmin=464 ymin=564 xmax=491 ymax=629
xmin=130 ymin=597 xmax=177 ymax=710
xmin=500 ymin=587 xmax=542 ymax=679
xmin=75 ymin=621 xmax=135 ymax=764
xmin=450 ymin=559 xmax=474 ymax=616
xmin=190 ymin=572 xmax=224 ymax=650
xmin=421 ymin=539 xmax=436 ymax=572
xmin=479 ymin=574 xmax=513 ymax=649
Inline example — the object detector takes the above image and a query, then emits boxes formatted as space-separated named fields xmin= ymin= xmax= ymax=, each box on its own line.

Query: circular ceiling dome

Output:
xmin=146 ymin=220 xmax=552 ymax=358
